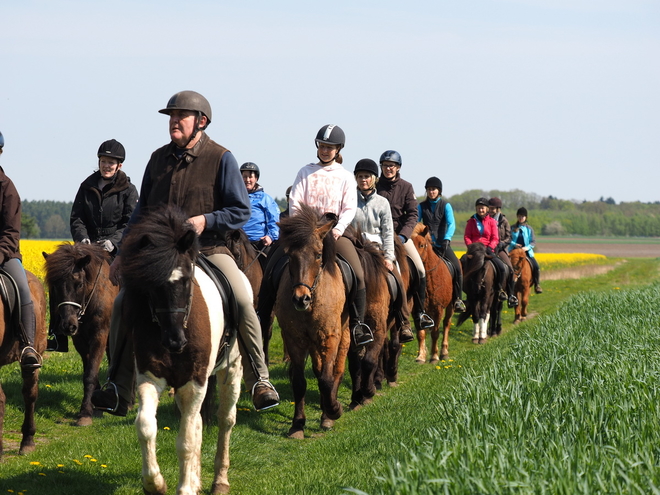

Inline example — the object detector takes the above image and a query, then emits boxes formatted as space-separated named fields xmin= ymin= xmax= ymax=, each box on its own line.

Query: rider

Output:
xmin=239 ymin=162 xmax=280 ymax=266
xmin=257 ymin=124 xmax=373 ymax=347
xmin=488 ymin=197 xmax=518 ymax=307
xmin=376 ymin=150 xmax=433 ymax=331
xmin=464 ymin=197 xmax=518 ymax=308
xmin=91 ymin=91 xmax=279 ymax=416
xmin=417 ymin=177 xmax=466 ymax=313
xmin=509 ymin=207 xmax=543 ymax=294
xmin=0 ymin=131 xmax=41 ymax=369
xmin=352 ymin=158 xmax=414 ymax=343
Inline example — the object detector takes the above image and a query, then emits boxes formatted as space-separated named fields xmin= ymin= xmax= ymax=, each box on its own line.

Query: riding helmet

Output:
xmin=315 ymin=124 xmax=345 ymax=150
xmin=159 ymin=90 xmax=212 ymax=126
xmin=379 ymin=150 xmax=402 ymax=166
xmin=97 ymin=139 xmax=126 ymax=162
xmin=488 ymin=197 xmax=502 ymax=208
xmin=425 ymin=176 xmax=442 ymax=191
xmin=353 ymin=158 xmax=379 ymax=177
xmin=240 ymin=162 xmax=260 ymax=179
xmin=475 ymin=197 xmax=489 ymax=207
xmin=0 ymin=131 xmax=4 ymax=149
xmin=517 ymin=207 xmax=528 ymax=217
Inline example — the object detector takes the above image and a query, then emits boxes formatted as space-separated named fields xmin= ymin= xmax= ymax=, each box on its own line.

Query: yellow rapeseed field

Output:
xmin=21 ymin=239 xmax=69 ymax=282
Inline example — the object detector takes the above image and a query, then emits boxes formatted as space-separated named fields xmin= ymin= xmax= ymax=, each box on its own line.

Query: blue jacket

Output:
xmin=417 ymin=198 xmax=456 ymax=247
xmin=509 ymin=223 xmax=536 ymax=257
xmin=244 ymin=185 xmax=280 ymax=242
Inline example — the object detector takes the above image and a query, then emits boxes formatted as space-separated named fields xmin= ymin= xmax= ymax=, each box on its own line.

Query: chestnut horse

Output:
xmin=347 ymin=229 xmax=393 ymax=409
xmin=275 ymin=205 xmax=349 ymax=439
xmin=509 ymin=247 xmax=533 ymax=323
xmin=119 ymin=207 xmax=242 ymax=495
xmin=0 ymin=269 xmax=47 ymax=456
xmin=411 ymin=223 xmax=454 ymax=362
xmin=43 ymin=243 xmax=116 ymax=426
xmin=457 ymin=242 xmax=501 ymax=343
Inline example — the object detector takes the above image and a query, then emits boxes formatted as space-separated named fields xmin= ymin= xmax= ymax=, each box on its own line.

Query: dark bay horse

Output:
xmin=509 ymin=247 xmax=533 ymax=324
xmin=411 ymin=223 xmax=454 ymax=362
xmin=119 ymin=206 xmax=242 ymax=495
xmin=0 ymin=269 xmax=47 ymax=456
xmin=275 ymin=205 xmax=349 ymax=439
xmin=457 ymin=242 xmax=502 ymax=343
xmin=43 ymin=243 xmax=116 ymax=426
xmin=347 ymin=229 xmax=392 ymax=409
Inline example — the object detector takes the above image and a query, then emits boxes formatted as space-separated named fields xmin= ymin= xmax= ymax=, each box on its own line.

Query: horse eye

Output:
xmin=316 ymin=253 xmax=322 ymax=261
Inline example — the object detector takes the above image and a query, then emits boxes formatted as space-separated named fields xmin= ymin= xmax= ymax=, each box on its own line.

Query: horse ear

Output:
xmin=75 ymin=254 xmax=92 ymax=270
xmin=421 ymin=225 xmax=430 ymax=237
xmin=229 ymin=230 xmax=240 ymax=241
xmin=42 ymin=251 xmax=49 ymax=260
xmin=316 ymin=220 xmax=335 ymax=240
xmin=177 ymin=229 xmax=197 ymax=253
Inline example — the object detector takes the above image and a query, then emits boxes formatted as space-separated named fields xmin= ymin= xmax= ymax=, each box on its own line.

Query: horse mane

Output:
xmin=44 ymin=242 xmax=108 ymax=287
xmin=463 ymin=242 xmax=487 ymax=281
xmin=277 ymin=204 xmax=338 ymax=277
xmin=348 ymin=225 xmax=388 ymax=285
xmin=120 ymin=206 xmax=199 ymax=289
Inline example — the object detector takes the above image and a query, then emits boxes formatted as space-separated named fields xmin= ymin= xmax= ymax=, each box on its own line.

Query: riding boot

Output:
xmin=496 ymin=267 xmax=508 ymax=302
xmin=46 ymin=332 xmax=69 ymax=352
xmin=391 ymin=270 xmax=414 ymax=343
xmin=532 ymin=261 xmax=543 ymax=293
xmin=412 ymin=276 xmax=434 ymax=330
xmin=453 ymin=271 xmax=466 ymax=313
xmin=397 ymin=310 xmax=414 ymax=343
xmin=507 ymin=273 xmax=519 ymax=308
xmin=350 ymin=288 xmax=373 ymax=346
xmin=19 ymin=302 xmax=42 ymax=369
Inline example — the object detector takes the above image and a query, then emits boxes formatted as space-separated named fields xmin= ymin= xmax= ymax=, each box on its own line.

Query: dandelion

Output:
xmin=57 ymin=464 xmax=64 ymax=468
xmin=435 ymin=365 xmax=441 ymax=370
xmin=163 ymin=426 xmax=170 ymax=430
xmin=89 ymin=459 xmax=97 ymax=462
xmin=39 ymin=473 xmax=46 ymax=476
xmin=30 ymin=461 xmax=41 ymax=466
xmin=101 ymin=464 xmax=107 ymax=468
xmin=45 ymin=384 xmax=52 ymax=388
xmin=84 ymin=454 xmax=92 ymax=458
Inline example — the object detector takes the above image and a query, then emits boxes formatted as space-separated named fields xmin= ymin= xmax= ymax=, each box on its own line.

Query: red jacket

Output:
xmin=464 ymin=214 xmax=499 ymax=250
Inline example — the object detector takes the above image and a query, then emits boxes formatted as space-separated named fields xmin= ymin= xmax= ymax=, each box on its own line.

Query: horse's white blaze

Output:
xmin=168 ymin=266 xmax=185 ymax=282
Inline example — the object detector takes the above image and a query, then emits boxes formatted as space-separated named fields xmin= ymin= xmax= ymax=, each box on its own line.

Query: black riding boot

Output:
xmin=453 ymin=271 xmax=466 ymax=312
xmin=412 ymin=276 xmax=434 ymax=330
xmin=531 ymin=258 xmax=543 ymax=293
xmin=507 ymin=273 xmax=519 ymax=308
xmin=46 ymin=331 xmax=69 ymax=352
xmin=19 ymin=302 xmax=42 ymax=369
xmin=350 ymin=288 xmax=373 ymax=346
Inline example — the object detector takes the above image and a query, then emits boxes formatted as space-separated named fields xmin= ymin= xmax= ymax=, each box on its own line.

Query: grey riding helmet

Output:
xmin=240 ymin=162 xmax=260 ymax=179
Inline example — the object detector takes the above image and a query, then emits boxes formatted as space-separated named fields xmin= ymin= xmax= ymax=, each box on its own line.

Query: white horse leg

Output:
xmin=481 ymin=314 xmax=491 ymax=340
xmin=136 ymin=373 xmax=168 ymax=495
xmin=212 ymin=341 xmax=242 ymax=495
xmin=175 ymin=380 xmax=206 ymax=495
xmin=472 ymin=321 xmax=480 ymax=342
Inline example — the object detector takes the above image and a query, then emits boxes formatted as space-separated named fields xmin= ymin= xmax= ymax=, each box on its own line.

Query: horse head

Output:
xmin=508 ymin=247 xmax=525 ymax=278
xmin=121 ymin=207 xmax=199 ymax=354
xmin=412 ymin=223 xmax=433 ymax=263
xmin=463 ymin=242 xmax=488 ymax=281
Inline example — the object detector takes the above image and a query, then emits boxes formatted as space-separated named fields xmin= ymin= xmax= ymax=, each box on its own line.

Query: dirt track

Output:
xmin=536 ymin=241 xmax=659 ymax=258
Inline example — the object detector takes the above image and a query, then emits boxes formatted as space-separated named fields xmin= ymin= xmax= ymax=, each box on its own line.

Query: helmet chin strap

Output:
xmin=181 ymin=112 xmax=203 ymax=149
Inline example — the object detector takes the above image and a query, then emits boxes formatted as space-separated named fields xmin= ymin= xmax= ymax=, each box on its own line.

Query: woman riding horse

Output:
xmin=509 ymin=207 xmax=543 ymax=294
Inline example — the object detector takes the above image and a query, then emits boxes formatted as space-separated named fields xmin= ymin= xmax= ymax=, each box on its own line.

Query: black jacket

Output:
xmin=70 ymin=170 xmax=139 ymax=250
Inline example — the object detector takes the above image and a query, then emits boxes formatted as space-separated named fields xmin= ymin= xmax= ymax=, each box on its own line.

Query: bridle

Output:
xmin=149 ymin=262 xmax=195 ymax=329
xmin=291 ymin=261 xmax=325 ymax=295
xmin=57 ymin=261 xmax=104 ymax=321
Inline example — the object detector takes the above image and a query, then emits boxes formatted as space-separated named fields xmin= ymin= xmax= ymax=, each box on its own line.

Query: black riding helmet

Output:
xmin=353 ymin=158 xmax=379 ymax=177
xmin=97 ymin=139 xmax=126 ymax=162
xmin=240 ymin=162 xmax=260 ymax=179
xmin=379 ymin=150 xmax=402 ymax=166
xmin=475 ymin=197 xmax=489 ymax=207
xmin=315 ymin=124 xmax=345 ymax=150
xmin=425 ymin=176 xmax=442 ymax=191
xmin=517 ymin=207 xmax=528 ymax=217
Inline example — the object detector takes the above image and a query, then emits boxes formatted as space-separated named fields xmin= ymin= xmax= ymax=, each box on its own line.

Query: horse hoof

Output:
xmin=212 ymin=482 xmax=231 ymax=494
xmin=478 ymin=338 xmax=486 ymax=344
xmin=415 ymin=357 xmax=425 ymax=363
xmin=387 ymin=380 xmax=398 ymax=388
xmin=320 ymin=418 xmax=335 ymax=430
xmin=472 ymin=338 xmax=479 ymax=344
xmin=75 ymin=416 xmax=93 ymax=427
xmin=349 ymin=401 xmax=362 ymax=411
xmin=18 ymin=443 xmax=36 ymax=455
xmin=429 ymin=358 xmax=439 ymax=365
xmin=288 ymin=427 xmax=305 ymax=439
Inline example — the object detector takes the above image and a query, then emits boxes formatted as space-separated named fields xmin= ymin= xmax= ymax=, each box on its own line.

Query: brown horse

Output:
xmin=509 ymin=247 xmax=533 ymax=323
xmin=119 ymin=206 xmax=242 ymax=495
xmin=43 ymin=243 xmax=116 ymax=426
xmin=347 ymin=229 xmax=393 ymax=409
xmin=457 ymin=242 xmax=501 ymax=343
xmin=0 ymin=269 xmax=47 ymax=456
xmin=275 ymin=205 xmax=349 ymax=439
xmin=411 ymin=223 xmax=454 ymax=362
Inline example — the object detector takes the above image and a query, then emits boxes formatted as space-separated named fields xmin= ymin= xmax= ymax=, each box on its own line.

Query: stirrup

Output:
xmin=20 ymin=346 xmax=43 ymax=369
xmin=352 ymin=322 xmax=374 ymax=346
xmin=454 ymin=299 xmax=466 ymax=313
xmin=99 ymin=381 xmax=121 ymax=413
xmin=415 ymin=313 xmax=434 ymax=330
xmin=498 ymin=290 xmax=508 ymax=302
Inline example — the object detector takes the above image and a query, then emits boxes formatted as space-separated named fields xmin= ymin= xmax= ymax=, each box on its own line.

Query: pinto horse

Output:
xmin=119 ymin=206 xmax=242 ymax=495
xmin=411 ymin=223 xmax=454 ymax=362
xmin=509 ymin=247 xmax=533 ymax=323
xmin=44 ymin=243 xmax=116 ymax=426
xmin=275 ymin=205 xmax=349 ymax=439
xmin=457 ymin=242 xmax=502 ymax=343
xmin=0 ymin=269 xmax=47 ymax=456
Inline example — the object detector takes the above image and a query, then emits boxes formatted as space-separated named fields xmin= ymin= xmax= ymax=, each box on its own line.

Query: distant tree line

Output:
xmin=21 ymin=190 xmax=660 ymax=239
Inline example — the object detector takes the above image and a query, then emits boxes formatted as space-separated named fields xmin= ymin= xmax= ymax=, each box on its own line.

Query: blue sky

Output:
xmin=2 ymin=0 xmax=658 ymax=204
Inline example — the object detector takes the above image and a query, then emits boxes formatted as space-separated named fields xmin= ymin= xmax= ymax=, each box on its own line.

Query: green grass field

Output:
xmin=1 ymin=258 xmax=659 ymax=494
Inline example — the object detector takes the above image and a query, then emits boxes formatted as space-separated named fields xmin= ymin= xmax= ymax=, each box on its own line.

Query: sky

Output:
xmin=2 ymin=0 xmax=659 ymax=204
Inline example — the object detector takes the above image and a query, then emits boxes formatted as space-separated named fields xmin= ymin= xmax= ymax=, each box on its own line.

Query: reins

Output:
xmin=242 ymin=245 xmax=267 ymax=273
xmin=57 ymin=259 xmax=104 ymax=321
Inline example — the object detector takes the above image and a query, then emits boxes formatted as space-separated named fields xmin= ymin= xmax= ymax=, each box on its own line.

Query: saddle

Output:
xmin=0 ymin=268 xmax=21 ymax=338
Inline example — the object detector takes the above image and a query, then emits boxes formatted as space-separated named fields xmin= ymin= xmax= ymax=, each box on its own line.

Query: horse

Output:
xmin=410 ymin=223 xmax=455 ymax=362
xmin=456 ymin=242 xmax=502 ymax=344
xmin=43 ymin=243 xmax=116 ymax=426
xmin=346 ymin=229 xmax=393 ymax=409
xmin=509 ymin=247 xmax=533 ymax=324
xmin=119 ymin=206 xmax=242 ymax=495
xmin=0 ymin=269 xmax=47 ymax=456
xmin=274 ymin=204 xmax=349 ymax=439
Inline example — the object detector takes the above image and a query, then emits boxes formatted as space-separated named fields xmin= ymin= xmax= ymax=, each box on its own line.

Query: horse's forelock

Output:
xmin=44 ymin=243 xmax=107 ymax=287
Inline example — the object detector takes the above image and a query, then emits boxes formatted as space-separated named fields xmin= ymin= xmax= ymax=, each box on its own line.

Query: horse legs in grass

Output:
xmin=136 ymin=377 xmax=168 ymax=495
xmin=472 ymin=314 xmax=490 ymax=344
xmin=288 ymin=359 xmax=308 ymax=439
xmin=19 ymin=367 xmax=40 ymax=455
xmin=74 ymin=336 xmax=106 ymax=426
